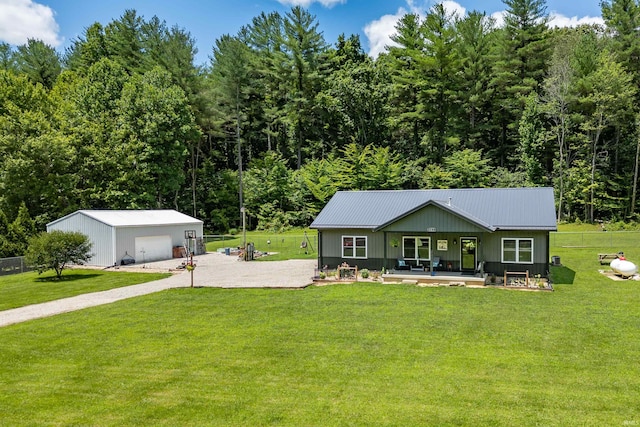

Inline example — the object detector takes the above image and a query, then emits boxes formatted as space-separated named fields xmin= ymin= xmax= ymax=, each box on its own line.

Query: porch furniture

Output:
xmin=411 ymin=263 xmax=425 ymax=272
xmin=432 ymin=257 xmax=441 ymax=271
xmin=395 ymin=259 xmax=410 ymax=270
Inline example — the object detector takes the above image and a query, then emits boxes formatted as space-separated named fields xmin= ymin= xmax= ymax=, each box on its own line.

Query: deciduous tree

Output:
xmin=25 ymin=230 xmax=92 ymax=279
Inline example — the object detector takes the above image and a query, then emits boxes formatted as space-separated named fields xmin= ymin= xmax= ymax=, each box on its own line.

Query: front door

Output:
xmin=460 ymin=237 xmax=477 ymax=271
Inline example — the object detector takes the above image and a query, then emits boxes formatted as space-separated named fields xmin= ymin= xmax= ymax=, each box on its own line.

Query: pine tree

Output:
xmin=490 ymin=0 xmax=551 ymax=166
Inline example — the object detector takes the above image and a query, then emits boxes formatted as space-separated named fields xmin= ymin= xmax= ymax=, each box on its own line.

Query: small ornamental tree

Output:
xmin=25 ymin=231 xmax=93 ymax=279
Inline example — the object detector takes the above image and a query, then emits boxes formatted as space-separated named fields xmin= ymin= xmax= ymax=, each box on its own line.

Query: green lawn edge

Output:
xmin=0 ymin=269 xmax=171 ymax=311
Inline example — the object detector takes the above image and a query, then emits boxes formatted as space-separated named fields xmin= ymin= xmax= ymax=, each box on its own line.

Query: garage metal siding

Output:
xmin=48 ymin=211 xmax=204 ymax=266
xmin=46 ymin=212 xmax=115 ymax=266
xmin=135 ymin=235 xmax=172 ymax=262
xmin=114 ymin=223 xmax=204 ymax=265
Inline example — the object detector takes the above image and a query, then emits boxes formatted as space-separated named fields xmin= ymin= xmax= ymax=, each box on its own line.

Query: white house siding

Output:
xmin=47 ymin=212 xmax=115 ymax=266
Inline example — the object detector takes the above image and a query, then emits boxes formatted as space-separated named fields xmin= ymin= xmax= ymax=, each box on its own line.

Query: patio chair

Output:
xmin=431 ymin=256 xmax=441 ymax=271
xmin=395 ymin=258 xmax=410 ymax=270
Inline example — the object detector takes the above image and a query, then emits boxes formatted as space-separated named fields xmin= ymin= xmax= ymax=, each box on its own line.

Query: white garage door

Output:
xmin=135 ymin=235 xmax=172 ymax=263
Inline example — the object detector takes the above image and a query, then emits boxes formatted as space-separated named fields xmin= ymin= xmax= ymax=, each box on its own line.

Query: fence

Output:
xmin=203 ymin=233 xmax=318 ymax=253
xmin=550 ymin=231 xmax=640 ymax=248
xmin=0 ymin=256 xmax=33 ymax=277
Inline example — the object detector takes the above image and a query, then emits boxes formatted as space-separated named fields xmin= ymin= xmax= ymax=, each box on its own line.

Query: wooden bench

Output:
xmin=504 ymin=270 xmax=529 ymax=287
xmin=338 ymin=264 xmax=358 ymax=280
xmin=598 ymin=253 xmax=619 ymax=264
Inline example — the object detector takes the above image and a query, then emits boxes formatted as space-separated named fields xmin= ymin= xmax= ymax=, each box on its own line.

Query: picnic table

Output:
xmin=598 ymin=253 xmax=619 ymax=264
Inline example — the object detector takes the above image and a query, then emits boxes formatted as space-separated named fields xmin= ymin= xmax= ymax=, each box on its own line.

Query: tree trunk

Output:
xmin=590 ymin=125 xmax=603 ymax=223
xmin=632 ymin=127 xmax=640 ymax=214
xmin=236 ymin=85 xmax=243 ymax=222
xmin=556 ymin=118 xmax=565 ymax=221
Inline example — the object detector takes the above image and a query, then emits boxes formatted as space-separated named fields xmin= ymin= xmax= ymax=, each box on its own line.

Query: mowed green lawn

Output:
xmin=0 ymin=236 xmax=639 ymax=425
xmin=0 ymin=270 xmax=171 ymax=311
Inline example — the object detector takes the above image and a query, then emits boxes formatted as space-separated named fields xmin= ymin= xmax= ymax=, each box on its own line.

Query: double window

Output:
xmin=502 ymin=238 xmax=533 ymax=264
xmin=403 ymin=236 xmax=430 ymax=261
xmin=342 ymin=236 xmax=367 ymax=259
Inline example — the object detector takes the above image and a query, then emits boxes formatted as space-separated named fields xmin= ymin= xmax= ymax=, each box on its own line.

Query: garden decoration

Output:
xmin=186 ymin=253 xmax=196 ymax=287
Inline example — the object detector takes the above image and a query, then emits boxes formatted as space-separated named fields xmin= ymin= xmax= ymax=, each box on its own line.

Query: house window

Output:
xmin=502 ymin=238 xmax=533 ymax=264
xmin=342 ymin=236 xmax=367 ymax=259
xmin=402 ymin=236 xmax=430 ymax=260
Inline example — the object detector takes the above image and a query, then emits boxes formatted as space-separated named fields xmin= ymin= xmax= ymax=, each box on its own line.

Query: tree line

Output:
xmin=1 ymin=0 xmax=639 ymax=257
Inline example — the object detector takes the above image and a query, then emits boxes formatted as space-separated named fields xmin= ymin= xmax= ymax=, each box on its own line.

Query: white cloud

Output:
xmin=364 ymin=1 xmax=465 ymax=59
xmin=0 ymin=0 xmax=62 ymax=46
xmin=491 ymin=10 xmax=603 ymax=29
xmin=364 ymin=8 xmax=408 ymax=59
xmin=364 ymin=1 xmax=605 ymax=58
xmin=276 ymin=0 xmax=345 ymax=8
xmin=548 ymin=13 xmax=604 ymax=28
xmin=490 ymin=10 xmax=506 ymax=28
xmin=441 ymin=0 xmax=465 ymax=19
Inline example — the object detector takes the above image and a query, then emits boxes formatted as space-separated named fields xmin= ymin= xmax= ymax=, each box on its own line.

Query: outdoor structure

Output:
xmin=310 ymin=188 xmax=557 ymax=277
xmin=47 ymin=210 xmax=204 ymax=267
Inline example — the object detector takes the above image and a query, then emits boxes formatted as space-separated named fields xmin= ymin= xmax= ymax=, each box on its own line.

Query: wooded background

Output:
xmin=1 ymin=0 xmax=639 ymax=256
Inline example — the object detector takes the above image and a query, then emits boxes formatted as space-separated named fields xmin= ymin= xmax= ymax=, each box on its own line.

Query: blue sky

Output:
xmin=0 ymin=0 xmax=604 ymax=65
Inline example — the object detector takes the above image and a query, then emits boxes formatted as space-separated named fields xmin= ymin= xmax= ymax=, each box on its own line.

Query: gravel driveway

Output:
xmin=0 ymin=253 xmax=317 ymax=327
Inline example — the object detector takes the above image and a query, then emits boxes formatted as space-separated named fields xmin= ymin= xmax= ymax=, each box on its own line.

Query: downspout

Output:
xmin=112 ymin=226 xmax=117 ymax=267
xmin=546 ymin=231 xmax=551 ymax=277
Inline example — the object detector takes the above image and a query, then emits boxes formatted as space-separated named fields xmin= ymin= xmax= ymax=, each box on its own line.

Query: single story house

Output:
xmin=310 ymin=187 xmax=557 ymax=276
xmin=47 ymin=210 xmax=204 ymax=266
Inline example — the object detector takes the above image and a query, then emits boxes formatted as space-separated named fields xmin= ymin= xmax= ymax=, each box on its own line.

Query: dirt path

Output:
xmin=0 ymin=253 xmax=317 ymax=327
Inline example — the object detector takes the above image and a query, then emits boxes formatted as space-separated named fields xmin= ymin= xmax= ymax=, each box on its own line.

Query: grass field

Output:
xmin=0 ymin=270 xmax=171 ymax=311
xmin=205 ymin=228 xmax=318 ymax=261
xmin=0 ymin=232 xmax=639 ymax=425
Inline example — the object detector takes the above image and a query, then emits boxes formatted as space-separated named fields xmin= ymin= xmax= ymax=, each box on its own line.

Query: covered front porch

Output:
xmin=382 ymin=270 xmax=488 ymax=287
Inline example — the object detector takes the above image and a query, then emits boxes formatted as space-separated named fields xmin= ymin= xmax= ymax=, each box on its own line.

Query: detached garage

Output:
xmin=47 ymin=210 xmax=204 ymax=267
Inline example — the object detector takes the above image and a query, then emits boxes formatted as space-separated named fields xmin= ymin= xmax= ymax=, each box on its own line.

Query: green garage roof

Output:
xmin=310 ymin=188 xmax=557 ymax=232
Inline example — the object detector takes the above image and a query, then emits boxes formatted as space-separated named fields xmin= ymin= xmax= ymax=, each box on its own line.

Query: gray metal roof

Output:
xmin=48 ymin=210 xmax=203 ymax=228
xmin=310 ymin=188 xmax=557 ymax=231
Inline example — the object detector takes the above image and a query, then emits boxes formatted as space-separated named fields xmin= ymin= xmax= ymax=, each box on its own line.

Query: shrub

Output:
xmin=360 ymin=268 xmax=370 ymax=279
xmin=25 ymin=231 xmax=93 ymax=279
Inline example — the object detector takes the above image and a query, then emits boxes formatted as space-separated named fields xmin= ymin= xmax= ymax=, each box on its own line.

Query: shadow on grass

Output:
xmin=550 ymin=265 xmax=576 ymax=285
xmin=35 ymin=273 xmax=102 ymax=283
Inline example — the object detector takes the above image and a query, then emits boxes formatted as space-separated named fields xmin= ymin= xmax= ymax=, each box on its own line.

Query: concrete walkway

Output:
xmin=0 ymin=253 xmax=317 ymax=327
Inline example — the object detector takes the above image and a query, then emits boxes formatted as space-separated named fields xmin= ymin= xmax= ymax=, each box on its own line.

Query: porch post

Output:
xmin=317 ymin=230 xmax=323 ymax=269
xmin=546 ymin=231 xmax=550 ymax=276
xmin=383 ymin=231 xmax=388 ymax=270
